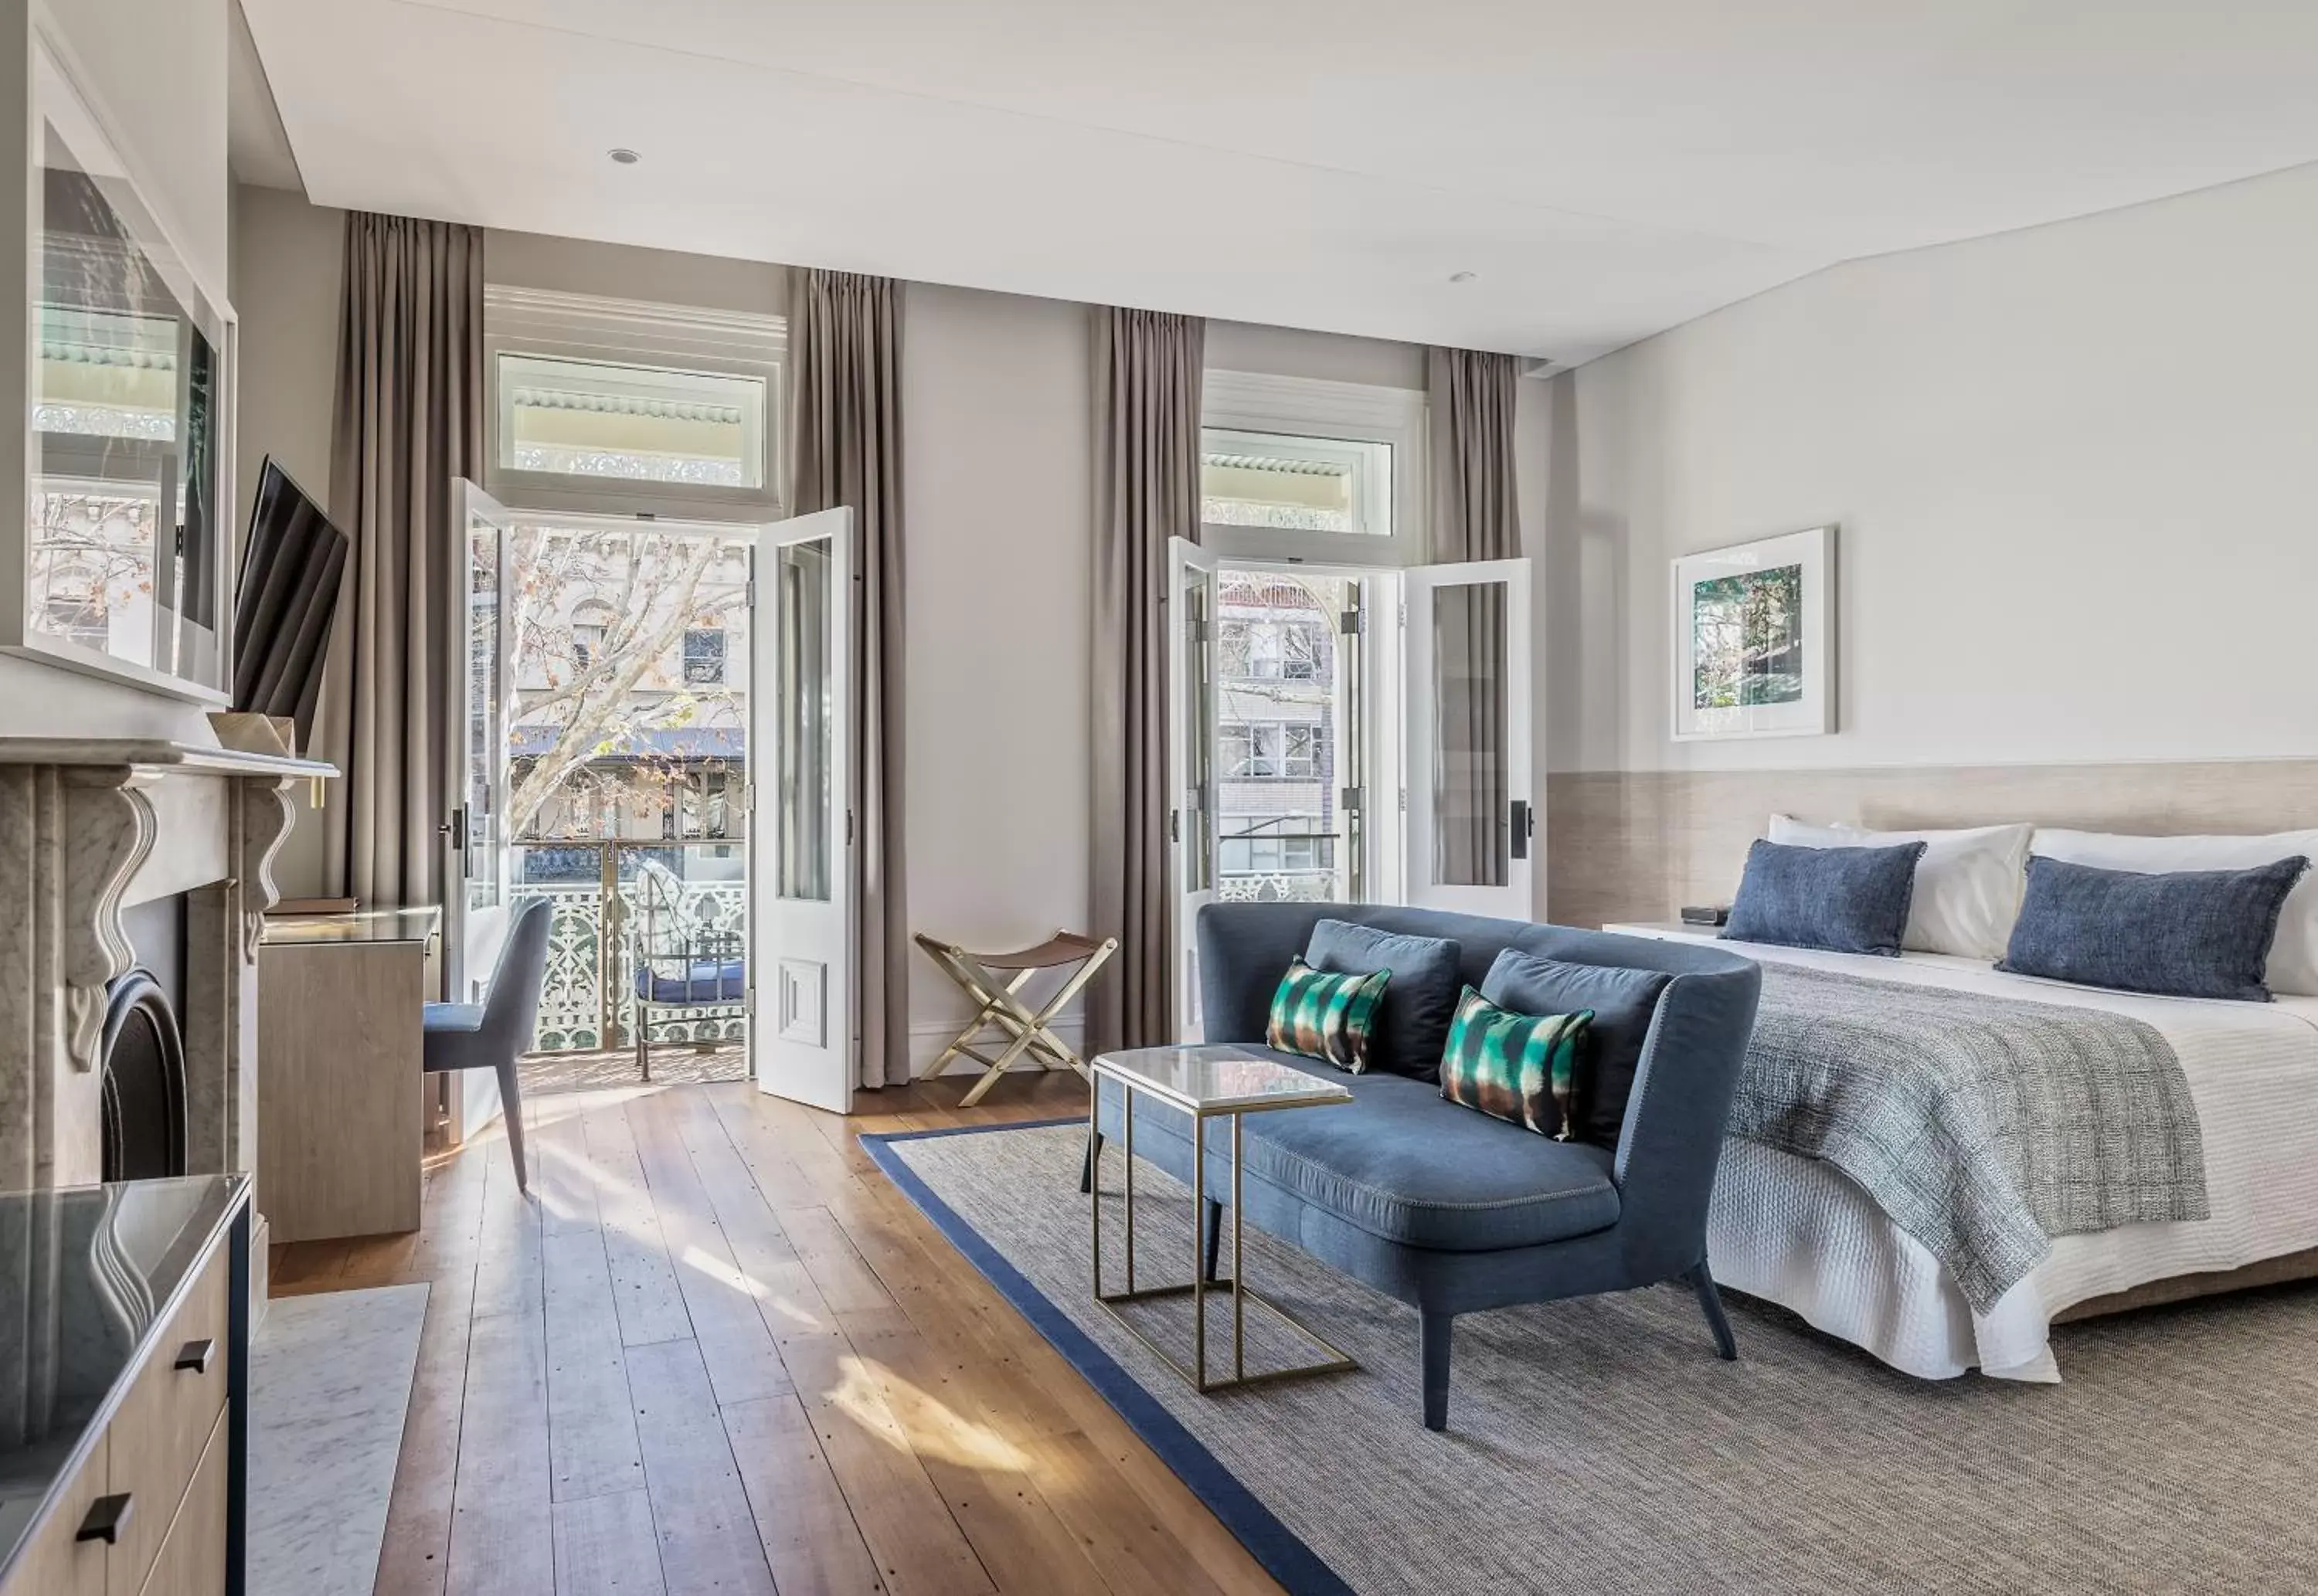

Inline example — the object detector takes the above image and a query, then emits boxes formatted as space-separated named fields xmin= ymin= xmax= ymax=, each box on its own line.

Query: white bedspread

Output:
xmin=1701 ymin=939 xmax=2318 ymax=1381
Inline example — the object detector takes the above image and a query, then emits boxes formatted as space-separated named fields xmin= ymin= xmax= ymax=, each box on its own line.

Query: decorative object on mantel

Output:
xmin=206 ymin=712 xmax=296 ymax=759
xmin=0 ymin=737 xmax=333 ymax=1194
xmin=1671 ymin=524 xmax=1836 ymax=741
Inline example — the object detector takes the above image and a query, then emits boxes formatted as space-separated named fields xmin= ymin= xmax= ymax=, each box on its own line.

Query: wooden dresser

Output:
xmin=0 ymin=1176 xmax=252 ymax=1596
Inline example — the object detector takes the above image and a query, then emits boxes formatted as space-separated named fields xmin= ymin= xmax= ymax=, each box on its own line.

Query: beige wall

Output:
xmin=228 ymin=190 xmax=1479 ymax=1052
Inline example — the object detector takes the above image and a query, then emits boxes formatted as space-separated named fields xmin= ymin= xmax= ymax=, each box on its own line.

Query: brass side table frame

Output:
xmin=1089 ymin=1049 xmax=1359 ymax=1394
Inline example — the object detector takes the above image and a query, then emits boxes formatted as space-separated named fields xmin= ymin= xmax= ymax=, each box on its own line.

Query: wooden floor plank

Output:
xmin=294 ymin=1074 xmax=1286 ymax=1596
xmin=552 ymin=1489 xmax=665 ymax=1596
xmin=719 ymin=1396 xmax=885 ymax=1596
xmin=581 ymin=1099 xmax=695 ymax=1348
xmin=447 ymin=1140 xmax=556 ymax=1596
xmin=625 ymin=1092 xmax=794 ymax=1409
xmin=626 ymin=1339 xmax=777 ymax=1596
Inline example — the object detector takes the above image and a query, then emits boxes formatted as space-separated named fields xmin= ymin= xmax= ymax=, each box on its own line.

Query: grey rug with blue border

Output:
xmin=868 ymin=1119 xmax=2318 ymax=1595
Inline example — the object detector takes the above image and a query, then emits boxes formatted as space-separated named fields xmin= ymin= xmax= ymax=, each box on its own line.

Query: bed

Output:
xmin=1617 ymin=926 xmax=2318 ymax=1381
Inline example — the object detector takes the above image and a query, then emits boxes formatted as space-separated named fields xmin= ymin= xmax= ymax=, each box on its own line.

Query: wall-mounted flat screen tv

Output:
xmin=232 ymin=458 xmax=348 ymax=750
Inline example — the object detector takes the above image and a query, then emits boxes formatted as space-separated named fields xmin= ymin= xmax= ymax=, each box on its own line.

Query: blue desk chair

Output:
xmin=423 ymin=897 xmax=553 ymax=1191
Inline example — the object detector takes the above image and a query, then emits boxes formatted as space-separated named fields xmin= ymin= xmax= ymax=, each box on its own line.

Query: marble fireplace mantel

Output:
xmin=0 ymin=738 xmax=336 ymax=1190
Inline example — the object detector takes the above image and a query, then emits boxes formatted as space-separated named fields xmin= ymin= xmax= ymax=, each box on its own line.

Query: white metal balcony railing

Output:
xmin=515 ymin=841 xmax=747 ymax=1053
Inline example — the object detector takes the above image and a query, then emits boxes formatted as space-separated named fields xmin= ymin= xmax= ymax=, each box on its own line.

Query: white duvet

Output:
xmin=1701 ymin=938 xmax=2318 ymax=1381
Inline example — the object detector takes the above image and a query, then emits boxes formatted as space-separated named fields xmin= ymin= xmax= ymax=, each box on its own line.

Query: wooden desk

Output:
xmin=256 ymin=909 xmax=440 ymax=1244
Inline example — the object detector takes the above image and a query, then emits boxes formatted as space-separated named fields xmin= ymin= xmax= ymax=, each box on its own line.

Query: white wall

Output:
xmin=1544 ymin=158 xmax=2318 ymax=777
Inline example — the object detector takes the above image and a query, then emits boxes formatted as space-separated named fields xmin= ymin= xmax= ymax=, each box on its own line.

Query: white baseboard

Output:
xmin=907 ymin=1014 xmax=1086 ymax=1078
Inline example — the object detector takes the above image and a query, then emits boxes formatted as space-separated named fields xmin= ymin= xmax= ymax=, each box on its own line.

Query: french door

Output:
xmin=449 ymin=478 xmax=515 ymax=1003
xmin=1401 ymin=559 xmax=1534 ymax=917
xmin=1167 ymin=538 xmax=1220 ymax=1040
xmin=749 ymin=507 xmax=858 ymax=1113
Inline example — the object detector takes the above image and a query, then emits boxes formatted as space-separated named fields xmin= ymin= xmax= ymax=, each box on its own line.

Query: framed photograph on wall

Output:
xmin=1671 ymin=525 xmax=1834 ymax=740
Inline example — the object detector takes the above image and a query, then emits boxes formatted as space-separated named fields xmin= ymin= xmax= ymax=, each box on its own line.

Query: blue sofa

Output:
xmin=1092 ymin=902 xmax=1762 ymax=1430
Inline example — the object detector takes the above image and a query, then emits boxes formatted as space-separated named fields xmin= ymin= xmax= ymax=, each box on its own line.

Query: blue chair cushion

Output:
xmin=1106 ymin=1059 xmax=1620 ymax=1251
xmin=422 ymin=1002 xmax=485 ymax=1034
xmin=1304 ymin=918 xmax=1463 ymax=1081
xmin=635 ymin=959 xmax=746 ymax=1004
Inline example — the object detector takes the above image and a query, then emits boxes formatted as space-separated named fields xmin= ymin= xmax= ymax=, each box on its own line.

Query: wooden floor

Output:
xmin=270 ymin=1071 xmax=1284 ymax=1596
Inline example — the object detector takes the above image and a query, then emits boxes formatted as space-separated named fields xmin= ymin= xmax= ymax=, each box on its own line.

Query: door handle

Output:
xmin=1509 ymin=800 xmax=1534 ymax=861
xmin=175 ymin=1338 xmax=216 ymax=1374
xmin=439 ymin=806 xmax=468 ymax=851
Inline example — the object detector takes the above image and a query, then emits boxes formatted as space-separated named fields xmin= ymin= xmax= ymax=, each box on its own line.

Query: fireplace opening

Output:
xmin=101 ymin=968 xmax=189 ymax=1181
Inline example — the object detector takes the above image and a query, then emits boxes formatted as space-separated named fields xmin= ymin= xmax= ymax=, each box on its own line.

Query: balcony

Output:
xmin=515 ymin=840 xmax=746 ymax=1054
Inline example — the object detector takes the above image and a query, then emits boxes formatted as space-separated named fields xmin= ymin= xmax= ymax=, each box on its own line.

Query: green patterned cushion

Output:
xmin=1266 ymin=956 xmax=1391 ymax=1073
xmin=1437 ymin=986 xmax=1596 ymax=1139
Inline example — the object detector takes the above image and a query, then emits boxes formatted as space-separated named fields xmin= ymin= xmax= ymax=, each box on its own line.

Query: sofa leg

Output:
xmin=1201 ymin=1198 xmax=1222 ymax=1282
xmin=1687 ymin=1263 xmax=1738 ymax=1361
xmin=1079 ymin=1129 xmax=1103 ymax=1194
xmin=1420 ymin=1312 xmax=1453 ymax=1431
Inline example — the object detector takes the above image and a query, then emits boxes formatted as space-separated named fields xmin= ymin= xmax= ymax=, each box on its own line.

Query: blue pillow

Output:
xmin=1481 ymin=949 xmax=1671 ymax=1149
xmin=1998 ymin=854 xmax=2310 ymax=1002
xmin=1304 ymin=919 xmax=1463 ymax=1081
xmin=1722 ymin=837 xmax=1927 ymax=957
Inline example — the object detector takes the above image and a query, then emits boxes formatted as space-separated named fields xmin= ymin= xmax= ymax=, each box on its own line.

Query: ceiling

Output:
xmin=238 ymin=0 xmax=2318 ymax=365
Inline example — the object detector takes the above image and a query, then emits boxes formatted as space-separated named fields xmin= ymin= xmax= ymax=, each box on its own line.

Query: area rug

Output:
xmin=868 ymin=1120 xmax=2318 ymax=1596
xmin=249 ymin=1283 xmax=430 ymax=1596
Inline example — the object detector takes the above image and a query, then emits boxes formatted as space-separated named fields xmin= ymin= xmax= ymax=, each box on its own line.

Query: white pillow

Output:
xmin=2029 ymin=828 xmax=2318 ymax=997
xmin=1767 ymin=816 xmax=2034 ymax=961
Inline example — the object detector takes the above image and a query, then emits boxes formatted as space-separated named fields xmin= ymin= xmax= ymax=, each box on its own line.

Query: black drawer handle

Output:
xmin=175 ymin=1338 xmax=216 ymax=1374
xmin=77 ymin=1492 xmax=133 ymax=1545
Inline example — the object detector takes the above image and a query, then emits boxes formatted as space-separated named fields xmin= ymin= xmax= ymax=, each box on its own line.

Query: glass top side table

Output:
xmin=1089 ymin=1043 xmax=1358 ymax=1393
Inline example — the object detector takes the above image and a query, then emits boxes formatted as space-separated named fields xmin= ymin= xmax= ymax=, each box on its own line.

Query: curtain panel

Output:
xmin=321 ymin=212 xmax=485 ymax=910
xmin=1426 ymin=347 xmax=1522 ymax=887
xmin=1090 ymin=307 xmax=1206 ymax=1055
xmin=788 ymin=269 xmax=910 ymax=1089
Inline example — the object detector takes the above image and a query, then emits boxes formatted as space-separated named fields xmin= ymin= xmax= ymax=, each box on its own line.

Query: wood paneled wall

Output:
xmin=1545 ymin=760 xmax=2318 ymax=929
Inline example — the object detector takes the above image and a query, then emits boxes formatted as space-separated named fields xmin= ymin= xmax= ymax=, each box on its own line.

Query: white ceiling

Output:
xmin=239 ymin=0 xmax=2318 ymax=364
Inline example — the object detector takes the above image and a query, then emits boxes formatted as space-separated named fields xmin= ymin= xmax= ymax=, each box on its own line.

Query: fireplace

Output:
xmin=101 ymin=968 xmax=189 ymax=1180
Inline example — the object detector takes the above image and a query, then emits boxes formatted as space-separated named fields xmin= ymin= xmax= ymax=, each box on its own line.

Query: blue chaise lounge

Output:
xmin=1092 ymin=902 xmax=1763 ymax=1431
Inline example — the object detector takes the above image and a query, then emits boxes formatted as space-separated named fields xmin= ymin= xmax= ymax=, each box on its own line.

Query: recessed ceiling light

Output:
xmin=1448 ymin=270 xmax=1478 ymax=284
xmin=608 ymin=148 xmax=641 ymax=165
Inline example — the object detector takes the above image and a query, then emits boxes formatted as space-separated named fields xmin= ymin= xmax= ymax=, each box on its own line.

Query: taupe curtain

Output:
xmin=321 ymin=212 xmax=484 ymax=908
xmin=1090 ymin=307 xmax=1205 ymax=1054
xmin=788 ymin=270 xmax=909 ymax=1089
xmin=1426 ymin=347 xmax=1521 ymax=886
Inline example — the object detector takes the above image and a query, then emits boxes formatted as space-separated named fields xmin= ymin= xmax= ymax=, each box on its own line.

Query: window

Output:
xmin=682 ymin=626 xmax=727 ymax=685
xmin=497 ymin=353 xmax=764 ymax=488
xmin=1202 ymin=427 xmax=1390 ymax=536
xmin=1199 ymin=371 xmax=1426 ymax=567
xmin=1218 ymin=722 xmax=1324 ymax=779
xmin=485 ymin=286 xmax=783 ymax=521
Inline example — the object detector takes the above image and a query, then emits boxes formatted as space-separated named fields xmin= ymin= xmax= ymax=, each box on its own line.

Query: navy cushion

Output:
xmin=1481 ymin=949 xmax=1672 ymax=1150
xmin=1101 ymin=1061 xmax=1621 ymax=1251
xmin=1304 ymin=918 xmax=1463 ymax=1080
xmin=1999 ymin=854 xmax=2311 ymax=1002
xmin=1723 ymin=837 xmax=1927 ymax=957
xmin=635 ymin=958 xmax=747 ymax=1004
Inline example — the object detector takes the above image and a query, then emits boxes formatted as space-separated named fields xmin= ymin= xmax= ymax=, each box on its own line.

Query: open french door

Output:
xmin=1400 ymin=559 xmax=1534 ymax=917
xmin=449 ymin=478 xmax=515 ymax=1004
xmin=1168 ymin=537 xmax=1220 ymax=1039
xmin=749 ymin=507 xmax=858 ymax=1113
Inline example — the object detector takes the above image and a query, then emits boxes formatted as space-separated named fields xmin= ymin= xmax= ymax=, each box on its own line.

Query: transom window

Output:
xmin=1201 ymin=427 xmax=1390 ymax=538
xmin=497 ymin=353 xmax=764 ymax=489
xmin=484 ymin=286 xmax=784 ymax=522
